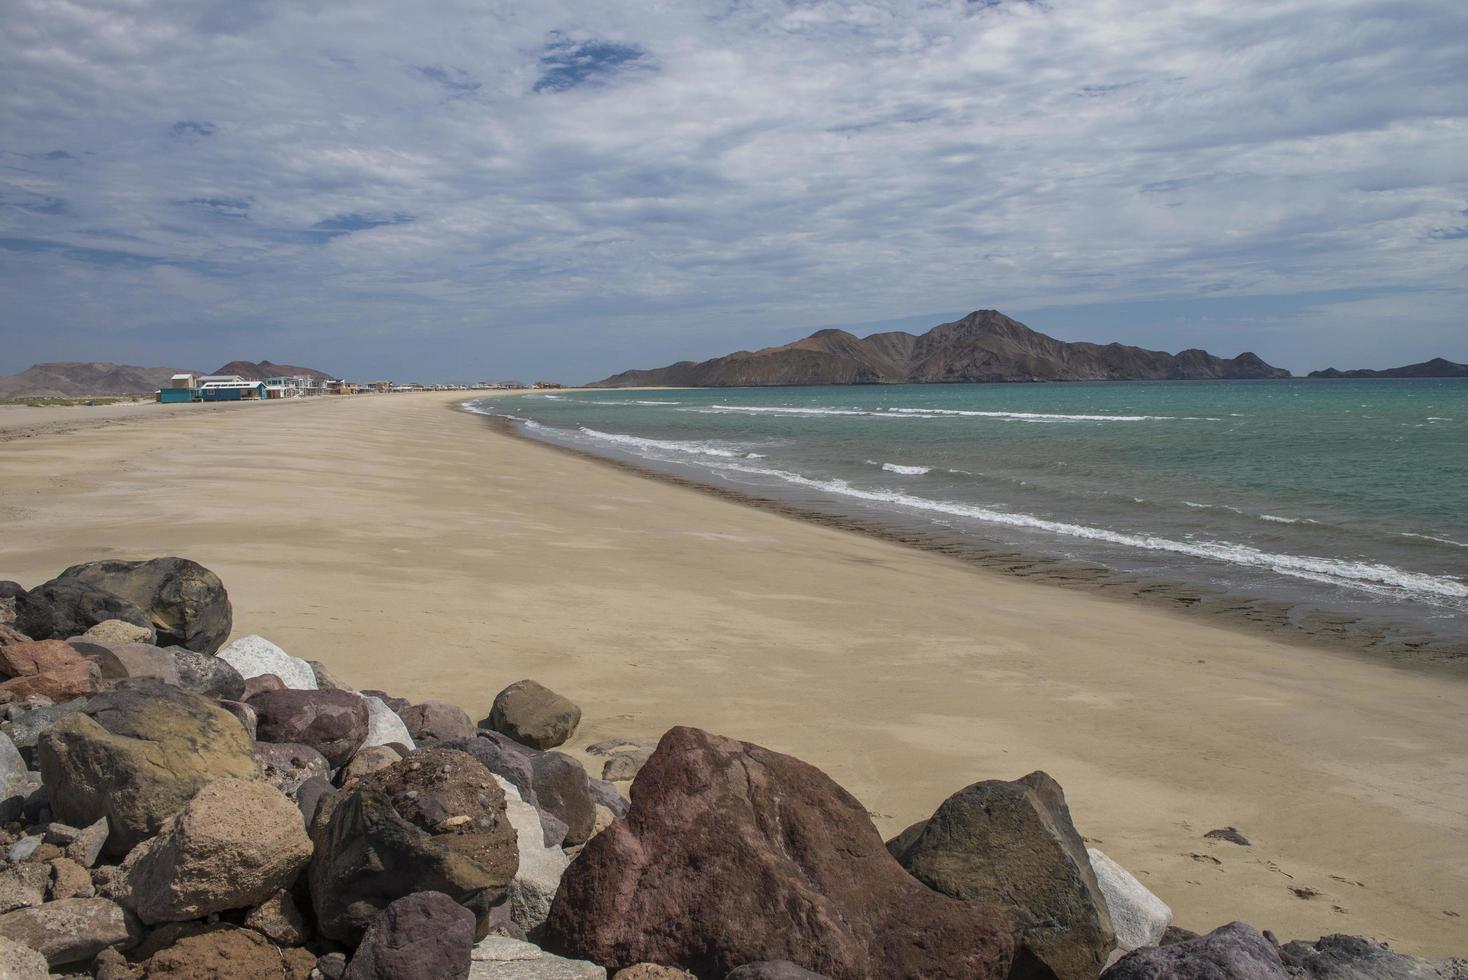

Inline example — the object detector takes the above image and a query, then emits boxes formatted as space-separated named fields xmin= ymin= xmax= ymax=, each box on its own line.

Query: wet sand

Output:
xmin=1 ymin=390 xmax=1464 ymax=953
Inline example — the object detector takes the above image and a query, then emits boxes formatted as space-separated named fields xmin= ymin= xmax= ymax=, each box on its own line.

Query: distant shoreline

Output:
xmin=469 ymin=401 xmax=1468 ymax=676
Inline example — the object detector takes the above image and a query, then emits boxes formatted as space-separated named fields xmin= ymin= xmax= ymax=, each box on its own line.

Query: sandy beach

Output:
xmin=1 ymin=390 xmax=1463 ymax=954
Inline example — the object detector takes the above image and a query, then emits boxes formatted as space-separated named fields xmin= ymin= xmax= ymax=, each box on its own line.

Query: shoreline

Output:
xmin=2 ymin=389 xmax=1464 ymax=953
xmin=469 ymin=403 xmax=1468 ymax=677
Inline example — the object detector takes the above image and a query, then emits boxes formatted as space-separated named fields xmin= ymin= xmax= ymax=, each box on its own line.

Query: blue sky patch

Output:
xmin=533 ymin=34 xmax=650 ymax=93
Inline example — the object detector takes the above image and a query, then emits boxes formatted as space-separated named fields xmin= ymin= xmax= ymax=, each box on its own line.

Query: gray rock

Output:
xmin=1281 ymin=934 xmax=1468 ymax=980
xmin=219 ymin=698 xmax=257 ymax=740
xmin=2 ymin=698 xmax=86 ymax=755
xmin=0 ymin=896 xmax=141 ymax=966
xmin=1103 ymin=922 xmax=1291 ymax=979
xmin=171 ymin=648 xmax=246 ymax=700
xmin=243 ymin=888 xmax=309 ymax=946
xmin=0 ymin=934 xmax=49 ymax=979
xmin=0 ymin=863 xmax=48 ymax=914
xmin=254 ymin=740 xmax=332 ymax=797
xmin=216 ymin=634 xmax=318 ymax=690
xmin=65 ymin=816 xmax=109 ymax=867
xmin=5 ymin=837 xmax=40 ymax=863
xmin=587 ymin=778 xmax=629 ymax=819
xmin=486 ymin=680 xmax=581 ymax=750
xmin=529 ymin=751 xmax=597 ymax=846
xmin=1088 ymin=848 xmax=1172 ymax=954
xmin=309 ymin=659 xmax=350 ymax=690
xmin=401 ymin=701 xmax=476 ymax=743
xmin=0 ymin=583 xmax=50 ymax=642
xmin=890 ymin=771 xmax=1114 ymax=980
xmin=469 ymin=935 xmax=606 ymax=979
xmin=297 ymin=774 xmax=337 ymax=828
xmin=65 ymin=637 xmax=177 ymax=684
xmin=496 ymin=776 xmax=570 ymax=934
xmin=50 ymin=557 xmax=231 ymax=653
xmin=361 ymin=694 xmax=416 ymax=751
xmin=0 ymin=732 xmax=25 ymax=801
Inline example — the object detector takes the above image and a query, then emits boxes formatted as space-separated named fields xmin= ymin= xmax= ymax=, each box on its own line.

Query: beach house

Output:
xmin=198 ymin=375 xmax=267 ymax=401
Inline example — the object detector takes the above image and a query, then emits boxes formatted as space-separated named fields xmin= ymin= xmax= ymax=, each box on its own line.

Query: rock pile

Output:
xmin=1 ymin=558 xmax=1463 ymax=980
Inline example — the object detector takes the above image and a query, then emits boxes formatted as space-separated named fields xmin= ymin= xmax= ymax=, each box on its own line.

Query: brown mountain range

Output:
xmin=591 ymin=310 xmax=1291 ymax=387
xmin=211 ymin=360 xmax=335 ymax=381
xmin=0 ymin=362 xmax=192 ymax=399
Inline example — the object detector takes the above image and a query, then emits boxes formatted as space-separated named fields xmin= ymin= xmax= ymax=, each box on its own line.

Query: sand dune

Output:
xmin=1 ymin=390 xmax=1463 ymax=953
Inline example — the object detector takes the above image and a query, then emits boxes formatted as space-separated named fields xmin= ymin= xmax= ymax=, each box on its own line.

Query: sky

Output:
xmin=1 ymin=0 xmax=1465 ymax=384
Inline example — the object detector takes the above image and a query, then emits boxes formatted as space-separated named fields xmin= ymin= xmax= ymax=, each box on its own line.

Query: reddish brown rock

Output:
xmin=0 ymin=639 xmax=103 ymax=703
xmin=138 ymin=924 xmax=313 ymax=979
xmin=342 ymin=891 xmax=475 ymax=980
xmin=542 ymin=726 xmax=1014 ymax=979
xmin=250 ymin=689 xmax=369 ymax=767
xmin=399 ymin=701 xmax=475 ymax=743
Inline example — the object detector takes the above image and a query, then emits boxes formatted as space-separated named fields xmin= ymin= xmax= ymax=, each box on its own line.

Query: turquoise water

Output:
xmin=470 ymin=380 xmax=1468 ymax=650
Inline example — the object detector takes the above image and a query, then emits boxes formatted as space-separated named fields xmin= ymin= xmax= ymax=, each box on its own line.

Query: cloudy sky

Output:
xmin=2 ymin=0 xmax=1465 ymax=382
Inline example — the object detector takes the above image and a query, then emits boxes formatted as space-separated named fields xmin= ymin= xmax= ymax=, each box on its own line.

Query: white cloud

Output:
xmin=1 ymin=0 xmax=1465 ymax=380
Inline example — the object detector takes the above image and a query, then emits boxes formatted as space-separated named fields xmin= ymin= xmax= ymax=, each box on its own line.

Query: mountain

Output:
xmin=591 ymin=310 xmax=1291 ymax=387
xmin=212 ymin=360 xmax=335 ymax=381
xmin=1307 ymin=357 xmax=1468 ymax=379
xmin=0 ymin=362 xmax=193 ymax=399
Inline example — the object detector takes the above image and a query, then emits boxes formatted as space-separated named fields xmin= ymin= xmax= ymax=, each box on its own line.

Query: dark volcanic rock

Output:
xmin=308 ymin=747 xmax=518 ymax=944
xmin=0 ymin=582 xmax=52 ymax=639
xmin=1103 ymin=922 xmax=1291 ymax=979
xmin=542 ymin=726 xmax=1014 ymax=979
xmin=592 ymin=310 xmax=1292 ymax=388
xmin=1280 ymin=933 xmax=1468 ymax=979
xmin=889 ymin=771 xmax=1114 ymax=980
xmin=530 ymin=750 xmax=597 ymax=846
xmin=174 ymin=649 xmax=245 ymax=699
xmin=487 ymin=679 xmax=582 ymax=749
xmin=400 ymin=700 xmax=475 ymax=743
xmin=250 ymin=688 xmax=369 ymax=767
xmin=588 ymin=777 xmax=630 ymax=818
xmin=342 ymin=890 xmax=475 ymax=980
xmin=243 ymin=672 xmax=287 ymax=700
xmin=51 ymin=557 xmax=232 ymax=653
xmin=37 ymin=678 xmax=260 ymax=854
xmin=26 ymin=580 xmax=152 ymax=645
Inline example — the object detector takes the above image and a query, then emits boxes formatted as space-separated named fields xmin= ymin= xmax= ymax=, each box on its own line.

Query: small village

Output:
xmin=156 ymin=373 xmax=560 ymax=403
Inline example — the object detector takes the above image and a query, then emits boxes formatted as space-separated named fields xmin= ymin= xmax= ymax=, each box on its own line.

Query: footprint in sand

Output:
xmin=1291 ymin=885 xmax=1321 ymax=900
xmin=1189 ymin=853 xmax=1222 ymax=865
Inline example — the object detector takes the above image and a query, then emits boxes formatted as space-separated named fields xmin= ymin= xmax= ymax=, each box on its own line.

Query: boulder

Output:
xmin=343 ymin=890 xmax=476 ymax=980
xmin=309 ymin=660 xmax=349 ymax=690
xmin=67 ymin=638 xmax=178 ymax=684
xmin=308 ymin=748 xmax=518 ymax=944
xmin=220 ymin=699 xmax=258 ymax=739
xmin=615 ymin=968 xmax=695 ymax=980
xmin=50 ymin=557 xmax=231 ymax=654
xmin=587 ymin=778 xmax=630 ymax=819
xmin=529 ymin=751 xmax=597 ymax=846
xmin=65 ymin=816 xmax=109 ymax=867
xmin=0 ymin=896 xmax=140 ymax=966
xmin=0 ymin=732 xmax=26 ymax=802
xmin=0 ymin=863 xmax=48 ymax=914
xmin=84 ymin=618 xmax=158 ymax=645
xmin=2 ymin=698 xmax=86 ymax=755
xmin=243 ymin=673 xmax=287 ymax=700
xmin=1087 ymin=849 xmax=1171 ymax=954
xmin=37 ymin=679 xmax=261 ymax=855
xmin=0 ymin=639 xmax=104 ymax=703
xmin=363 ymin=690 xmax=410 ymax=714
xmin=1103 ymin=922 xmax=1291 ymax=979
xmin=724 ymin=965 xmax=830 ymax=980
xmin=25 ymin=579 xmax=151 ymax=641
xmin=0 ymin=582 xmax=51 ymax=640
xmin=442 ymin=733 xmax=539 ymax=805
xmin=402 ymin=701 xmax=476 ymax=743
xmin=217 ymin=635 xmax=317 ymax=691
xmin=46 ymin=855 xmax=95 ymax=899
xmin=542 ymin=726 xmax=1014 ymax=979
xmin=890 ymin=771 xmax=1114 ymax=980
xmin=339 ymin=745 xmax=403 ymax=786
xmin=251 ymin=689 xmax=369 ymax=767
xmin=1280 ymin=933 xmax=1468 ymax=979
xmin=470 ymin=935 xmax=605 ymax=979
xmin=136 ymin=923 xmax=315 ymax=978
xmin=243 ymin=889 xmax=308 ymax=946
xmin=361 ymin=695 xmax=416 ymax=751
xmin=170 ymin=649 xmax=245 ymax=700
xmin=496 ymin=775 xmax=570 ymax=933
xmin=117 ymin=778 xmax=312 ymax=924
xmin=487 ymin=680 xmax=581 ymax=750
xmin=254 ymin=741 xmax=332 ymax=797
xmin=0 ymin=933 xmax=49 ymax=979
xmin=297 ymin=775 xmax=337 ymax=827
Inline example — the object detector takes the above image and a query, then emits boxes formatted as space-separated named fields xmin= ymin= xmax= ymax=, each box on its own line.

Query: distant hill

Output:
xmin=212 ymin=360 xmax=335 ymax=381
xmin=1308 ymin=357 xmax=1468 ymax=379
xmin=0 ymin=362 xmax=192 ymax=399
xmin=591 ymin=310 xmax=1291 ymax=387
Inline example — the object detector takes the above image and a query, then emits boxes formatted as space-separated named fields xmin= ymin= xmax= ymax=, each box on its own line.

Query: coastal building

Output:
xmin=199 ymin=379 xmax=267 ymax=401
xmin=169 ymin=373 xmax=198 ymax=389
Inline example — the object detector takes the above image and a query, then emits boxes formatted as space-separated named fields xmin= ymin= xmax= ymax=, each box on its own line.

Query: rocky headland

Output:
xmin=1307 ymin=358 xmax=1468 ymax=379
xmin=0 ymin=556 xmax=1461 ymax=979
xmin=590 ymin=310 xmax=1292 ymax=387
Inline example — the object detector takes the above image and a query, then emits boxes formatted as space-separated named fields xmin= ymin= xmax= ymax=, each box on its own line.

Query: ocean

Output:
xmin=468 ymin=380 xmax=1468 ymax=657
